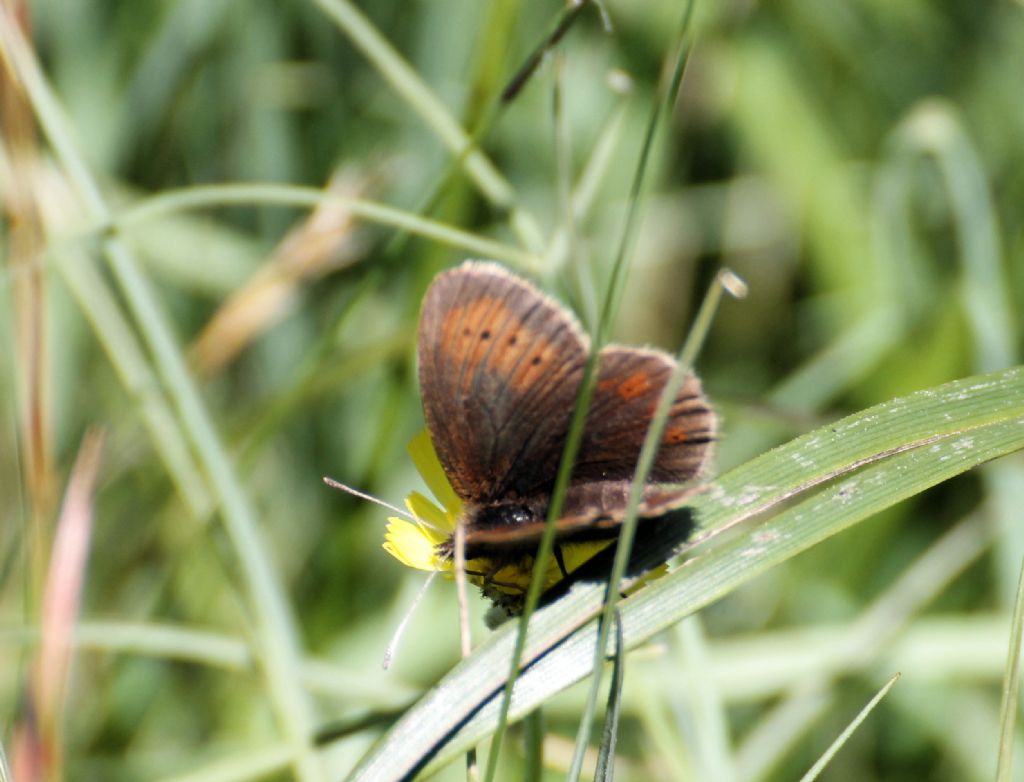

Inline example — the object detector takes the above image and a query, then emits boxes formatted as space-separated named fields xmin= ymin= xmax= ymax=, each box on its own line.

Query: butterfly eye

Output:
xmin=480 ymin=330 xmax=491 ymax=340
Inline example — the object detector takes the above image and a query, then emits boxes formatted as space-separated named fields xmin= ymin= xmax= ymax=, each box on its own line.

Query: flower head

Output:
xmin=383 ymin=431 xmax=614 ymax=605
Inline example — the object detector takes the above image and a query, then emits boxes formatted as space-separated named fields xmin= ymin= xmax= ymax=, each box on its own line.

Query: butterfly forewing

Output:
xmin=418 ymin=262 xmax=588 ymax=503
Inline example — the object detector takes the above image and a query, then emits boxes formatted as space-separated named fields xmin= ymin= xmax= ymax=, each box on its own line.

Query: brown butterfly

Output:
xmin=418 ymin=261 xmax=716 ymax=609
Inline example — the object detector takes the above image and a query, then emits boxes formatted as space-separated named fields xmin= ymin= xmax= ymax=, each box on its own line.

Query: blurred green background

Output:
xmin=2 ymin=0 xmax=1023 ymax=779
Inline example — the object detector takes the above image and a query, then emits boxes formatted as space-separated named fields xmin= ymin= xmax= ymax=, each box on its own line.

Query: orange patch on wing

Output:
xmin=440 ymin=293 xmax=567 ymax=396
xmin=440 ymin=295 xmax=508 ymax=392
xmin=663 ymin=426 xmax=690 ymax=444
xmin=617 ymin=371 xmax=653 ymax=401
xmin=509 ymin=338 xmax=557 ymax=391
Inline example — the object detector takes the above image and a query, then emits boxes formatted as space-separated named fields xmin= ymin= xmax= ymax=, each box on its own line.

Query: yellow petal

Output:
xmin=388 ymin=432 xmax=634 ymax=601
xmin=383 ymin=517 xmax=448 ymax=572
xmin=405 ymin=491 xmax=454 ymax=540
xmin=407 ymin=430 xmax=462 ymax=515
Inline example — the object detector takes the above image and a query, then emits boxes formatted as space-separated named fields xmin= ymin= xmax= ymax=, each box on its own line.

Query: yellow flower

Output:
xmin=382 ymin=430 xmax=461 ymax=573
xmin=383 ymin=431 xmax=615 ymax=604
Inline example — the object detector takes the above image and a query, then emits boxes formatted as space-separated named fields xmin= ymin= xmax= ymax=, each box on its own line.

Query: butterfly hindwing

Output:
xmin=573 ymin=347 xmax=716 ymax=486
xmin=460 ymin=481 xmax=701 ymax=557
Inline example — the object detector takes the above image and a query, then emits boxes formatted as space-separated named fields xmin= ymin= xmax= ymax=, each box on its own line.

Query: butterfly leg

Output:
xmin=467 ymin=562 xmax=529 ymax=594
xmin=553 ymin=544 xmax=570 ymax=579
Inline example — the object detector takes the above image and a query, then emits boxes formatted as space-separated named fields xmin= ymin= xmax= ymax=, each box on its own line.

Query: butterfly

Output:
xmin=417 ymin=261 xmax=716 ymax=611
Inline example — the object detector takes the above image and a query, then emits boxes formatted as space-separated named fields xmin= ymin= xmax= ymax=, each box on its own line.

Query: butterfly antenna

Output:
xmin=382 ymin=571 xmax=439 ymax=670
xmin=322 ymin=476 xmax=413 ymax=520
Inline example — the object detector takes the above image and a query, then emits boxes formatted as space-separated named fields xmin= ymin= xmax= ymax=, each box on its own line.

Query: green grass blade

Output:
xmin=308 ymin=0 xmax=544 ymax=253
xmin=0 ymin=14 xmax=324 ymax=779
xmin=53 ymin=246 xmax=213 ymax=519
xmin=522 ymin=709 xmax=545 ymax=782
xmin=735 ymin=512 xmax=987 ymax=779
xmin=110 ymin=184 xmax=539 ymax=272
xmin=565 ymin=8 xmax=697 ymax=778
xmin=797 ymin=673 xmax=901 ymax=782
xmin=895 ymin=102 xmax=1014 ymax=373
xmin=670 ymin=617 xmax=735 ymax=780
xmin=995 ymin=557 xmax=1024 ymax=782
xmin=347 ymin=366 xmax=1024 ymax=780
xmin=594 ymin=613 xmax=625 ymax=782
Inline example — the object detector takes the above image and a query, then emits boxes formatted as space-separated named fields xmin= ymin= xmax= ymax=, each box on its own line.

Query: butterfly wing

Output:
xmin=458 ymin=480 xmax=702 ymax=557
xmin=455 ymin=343 xmax=715 ymax=556
xmin=418 ymin=261 xmax=588 ymax=503
xmin=419 ymin=262 xmax=715 ymax=506
xmin=574 ymin=346 xmax=716 ymax=485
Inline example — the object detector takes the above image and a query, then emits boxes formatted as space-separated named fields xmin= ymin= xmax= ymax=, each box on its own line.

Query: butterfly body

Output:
xmin=418 ymin=261 xmax=716 ymax=609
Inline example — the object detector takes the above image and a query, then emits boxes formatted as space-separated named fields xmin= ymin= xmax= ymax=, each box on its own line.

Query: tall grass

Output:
xmin=1 ymin=1 xmax=1023 ymax=780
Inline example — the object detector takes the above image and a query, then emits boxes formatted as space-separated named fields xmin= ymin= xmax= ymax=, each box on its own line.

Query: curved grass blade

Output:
xmin=430 ymin=402 xmax=1024 ymax=774
xmin=346 ymin=366 xmax=1024 ymax=780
